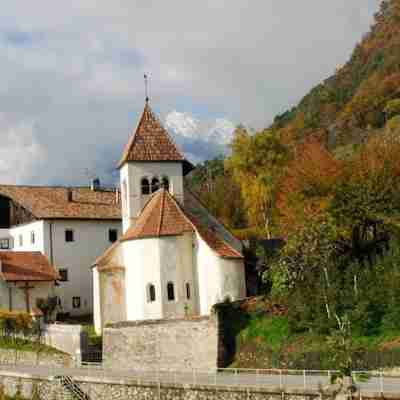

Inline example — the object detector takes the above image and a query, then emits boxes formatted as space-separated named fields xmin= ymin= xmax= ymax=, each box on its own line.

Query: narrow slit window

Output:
xmin=141 ymin=178 xmax=150 ymax=195
xmin=186 ymin=283 xmax=191 ymax=300
xmin=167 ymin=282 xmax=175 ymax=301
xmin=161 ymin=177 xmax=170 ymax=191
xmin=151 ymin=178 xmax=160 ymax=193
xmin=148 ymin=284 xmax=156 ymax=303
xmin=109 ymin=229 xmax=118 ymax=243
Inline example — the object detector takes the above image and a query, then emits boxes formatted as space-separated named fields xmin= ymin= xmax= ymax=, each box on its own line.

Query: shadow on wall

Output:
xmin=214 ymin=299 xmax=251 ymax=367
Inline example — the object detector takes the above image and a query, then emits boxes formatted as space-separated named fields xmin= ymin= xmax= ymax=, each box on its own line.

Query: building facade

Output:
xmin=0 ymin=185 xmax=122 ymax=315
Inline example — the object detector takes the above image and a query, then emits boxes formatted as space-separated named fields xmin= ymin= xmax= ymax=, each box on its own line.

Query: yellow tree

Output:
xmin=226 ymin=126 xmax=289 ymax=238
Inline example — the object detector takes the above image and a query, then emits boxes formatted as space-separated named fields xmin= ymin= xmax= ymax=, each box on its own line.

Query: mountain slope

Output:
xmin=271 ymin=0 xmax=400 ymax=149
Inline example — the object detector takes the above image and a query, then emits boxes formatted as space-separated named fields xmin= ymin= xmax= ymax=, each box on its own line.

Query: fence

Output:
xmin=1 ymin=357 xmax=400 ymax=395
xmin=257 ymin=350 xmax=400 ymax=371
xmin=57 ymin=365 xmax=400 ymax=394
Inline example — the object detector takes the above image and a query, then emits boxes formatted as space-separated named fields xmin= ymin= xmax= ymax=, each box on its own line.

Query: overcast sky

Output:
xmin=0 ymin=0 xmax=380 ymax=186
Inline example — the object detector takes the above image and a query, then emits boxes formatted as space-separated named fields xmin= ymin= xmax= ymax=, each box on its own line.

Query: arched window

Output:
xmin=186 ymin=283 xmax=191 ymax=300
xmin=161 ymin=177 xmax=170 ymax=191
xmin=151 ymin=177 xmax=160 ymax=193
xmin=141 ymin=178 xmax=150 ymax=195
xmin=167 ymin=282 xmax=175 ymax=301
xmin=147 ymin=284 xmax=156 ymax=303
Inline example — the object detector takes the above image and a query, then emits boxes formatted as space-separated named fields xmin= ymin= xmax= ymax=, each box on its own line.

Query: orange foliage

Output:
xmin=277 ymin=137 xmax=343 ymax=233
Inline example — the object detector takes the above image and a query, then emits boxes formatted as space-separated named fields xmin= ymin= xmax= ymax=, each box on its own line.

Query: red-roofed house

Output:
xmin=93 ymin=101 xmax=246 ymax=333
xmin=0 ymin=184 xmax=122 ymax=316
xmin=0 ymin=251 xmax=59 ymax=313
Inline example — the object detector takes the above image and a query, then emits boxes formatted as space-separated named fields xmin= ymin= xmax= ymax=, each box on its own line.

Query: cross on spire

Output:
xmin=144 ymin=73 xmax=149 ymax=103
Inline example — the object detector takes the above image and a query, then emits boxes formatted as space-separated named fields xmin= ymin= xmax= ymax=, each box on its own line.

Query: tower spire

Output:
xmin=144 ymin=73 xmax=149 ymax=103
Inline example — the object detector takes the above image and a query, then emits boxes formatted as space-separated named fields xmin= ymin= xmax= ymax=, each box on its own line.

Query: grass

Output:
xmin=239 ymin=315 xmax=289 ymax=352
xmin=82 ymin=324 xmax=102 ymax=348
xmin=223 ymin=299 xmax=400 ymax=369
xmin=0 ymin=337 xmax=64 ymax=355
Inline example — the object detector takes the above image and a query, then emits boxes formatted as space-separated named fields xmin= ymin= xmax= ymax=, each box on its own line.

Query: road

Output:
xmin=0 ymin=364 xmax=400 ymax=394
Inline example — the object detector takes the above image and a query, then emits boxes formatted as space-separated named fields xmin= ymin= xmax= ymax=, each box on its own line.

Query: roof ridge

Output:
xmin=157 ymin=189 xmax=166 ymax=236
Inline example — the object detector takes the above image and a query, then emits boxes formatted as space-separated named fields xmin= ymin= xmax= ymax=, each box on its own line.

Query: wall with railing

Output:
xmin=1 ymin=363 xmax=400 ymax=399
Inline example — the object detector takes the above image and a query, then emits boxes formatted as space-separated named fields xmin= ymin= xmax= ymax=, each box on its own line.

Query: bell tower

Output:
xmin=118 ymin=101 xmax=194 ymax=233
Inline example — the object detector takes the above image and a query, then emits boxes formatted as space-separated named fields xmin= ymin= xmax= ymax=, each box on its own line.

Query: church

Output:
xmin=92 ymin=101 xmax=246 ymax=334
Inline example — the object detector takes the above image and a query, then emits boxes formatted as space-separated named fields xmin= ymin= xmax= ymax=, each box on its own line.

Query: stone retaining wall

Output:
xmin=0 ymin=371 xmax=367 ymax=400
xmin=103 ymin=315 xmax=219 ymax=371
xmin=0 ymin=348 xmax=72 ymax=368
xmin=42 ymin=323 xmax=88 ymax=356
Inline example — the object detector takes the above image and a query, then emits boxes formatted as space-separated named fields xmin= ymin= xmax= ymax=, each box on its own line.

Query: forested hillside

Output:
xmin=271 ymin=0 xmax=400 ymax=149
xmin=187 ymin=0 xmax=400 ymax=369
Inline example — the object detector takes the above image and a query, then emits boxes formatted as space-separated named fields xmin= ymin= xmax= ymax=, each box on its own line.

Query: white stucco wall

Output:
xmin=123 ymin=233 xmax=197 ymax=322
xmin=194 ymin=232 xmax=246 ymax=316
xmin=93 ymin=267 xmax=102 ymax=334
xmin=49 ymin=220 xmax=122 ymax=315
xmin=159 ymin=234 xmax=198 ymax=318
xmin=120 ymin=162 xmax=184 ymax=233
xmin=123 ymin=238 xmax=161 ymax=321
xmin=217 ymin=257 xmax=247 ymax=303
xmin=8 ymin=221 xmax=47 ymax=253
xmin=194 ymin=232 xmax=222 ymax=316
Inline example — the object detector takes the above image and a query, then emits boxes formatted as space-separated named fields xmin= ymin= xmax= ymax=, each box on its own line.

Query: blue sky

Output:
xmin=0 ymin=0 xmax=380 ymax=186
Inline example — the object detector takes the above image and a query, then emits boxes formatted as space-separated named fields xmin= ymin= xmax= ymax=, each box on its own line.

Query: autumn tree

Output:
xmin=277 ymin=137 xmax=343 ymax=233
xmin=226 ymin=126 xmax=289 ymax=238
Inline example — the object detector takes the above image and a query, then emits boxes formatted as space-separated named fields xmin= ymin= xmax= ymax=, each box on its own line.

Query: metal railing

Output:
xmin=1 ymin=357 xmax=400 ymax=395
xmin=72 ymin=364 xmax=400 ymax=394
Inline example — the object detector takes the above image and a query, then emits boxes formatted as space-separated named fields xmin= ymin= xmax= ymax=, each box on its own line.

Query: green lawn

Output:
xmin=0 ymin=337 xmax=64 ymax=355
xmin=222 ymin=300 xmax=400 ymax=369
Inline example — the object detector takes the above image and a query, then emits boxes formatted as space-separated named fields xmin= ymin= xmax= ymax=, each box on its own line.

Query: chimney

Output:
xmin=91 ymin=178 xmax=101 ymax=191
xmin=67 ymin=189 xmax=73 ymax=202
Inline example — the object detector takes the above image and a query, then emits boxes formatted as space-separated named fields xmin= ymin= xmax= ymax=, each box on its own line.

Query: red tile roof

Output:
xmin=0 ymin=252 xmax=59 ymax=282
xmin=120 ymin=189 xmax=243 ymax=259
xmin=118 ymin=103 xmax=194 ymax=174
xmin=0 ymin=185 xmax=121 ymax=220
xmin=121 ymin=189 xmax=193 ymax=241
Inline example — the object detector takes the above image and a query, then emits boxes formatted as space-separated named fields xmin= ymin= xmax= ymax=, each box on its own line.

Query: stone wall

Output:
xmin=0 ymin=371 xmax=353 ymax=400
xmin=42 ymin=323 xmax=88 ymax=356
xmin=103 ymin=315 xmax=219 ymax=371
xmin=0 ymin=348 xmax=72 ymax=367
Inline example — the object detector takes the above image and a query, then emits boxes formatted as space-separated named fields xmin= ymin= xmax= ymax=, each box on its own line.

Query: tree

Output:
xmin=277 ymin=137 xmax=343 ymax=233
xmin=226 ymin=126 xmax=289 ymax=238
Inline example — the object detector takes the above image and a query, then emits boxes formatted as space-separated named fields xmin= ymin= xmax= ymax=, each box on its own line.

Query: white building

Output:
xmin=0 ymin=184 xmax=122 ymax=315
xmin=93 ymin=102 xmax=246 ymax=334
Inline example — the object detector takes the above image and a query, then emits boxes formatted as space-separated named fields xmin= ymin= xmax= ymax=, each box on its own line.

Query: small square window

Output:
xmin=65 ymin=230 xmax=74 ymax=242
xmin=0 ymin=239 xmax=10 ymax=250
xmin=109 ymin=229 xmax=118 ymax=243
xmin=72 ymin=297 xmax=81 ymax=309
xmin=59 ymin=269 xmax=68 ymax=282
xmin=30 ymin=231 xmax=35 ymax=245
xmin=19 ymin=235 xmax=23 ymax=247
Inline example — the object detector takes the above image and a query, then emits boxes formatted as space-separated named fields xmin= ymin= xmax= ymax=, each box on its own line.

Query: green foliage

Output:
xmin=36 ymin=296 xmax=58 ymax=323
xmin=239 ymin=316 xmax=289 ymax=352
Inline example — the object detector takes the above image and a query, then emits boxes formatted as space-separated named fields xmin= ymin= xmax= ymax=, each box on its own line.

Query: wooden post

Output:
xmin=20 ymin=282 xmax=35 ymax=313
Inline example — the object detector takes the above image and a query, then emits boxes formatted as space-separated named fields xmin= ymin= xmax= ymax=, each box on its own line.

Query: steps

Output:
xmin=56 ymin=376 xmax=90 ymax=400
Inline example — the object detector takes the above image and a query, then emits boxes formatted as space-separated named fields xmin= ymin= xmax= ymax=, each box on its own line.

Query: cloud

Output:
xmin=0 ymin=0 xmax=380 ymax=185
xmin=0 ymin=116 xmax=47 ymax=184
xmin=165 ymin=111 xmax=236 ymax=161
